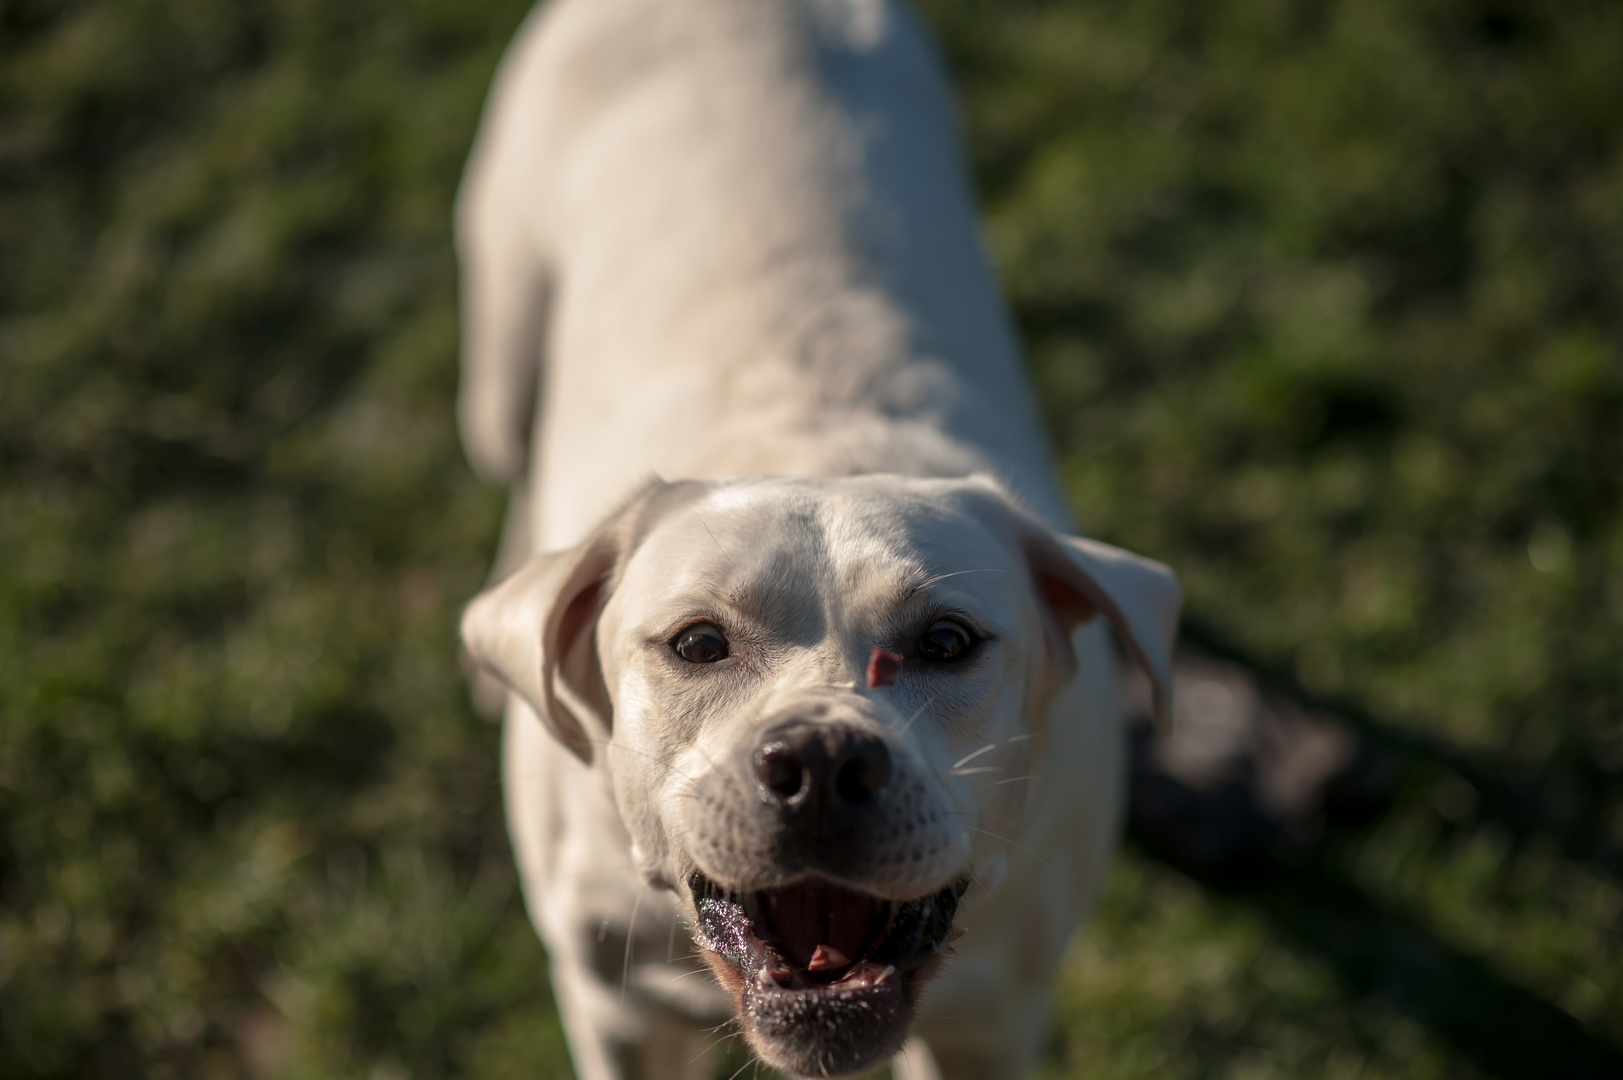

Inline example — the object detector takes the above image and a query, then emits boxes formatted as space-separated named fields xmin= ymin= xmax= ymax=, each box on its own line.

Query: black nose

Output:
xmin=753 ymin=722 xmax=893 ymax=814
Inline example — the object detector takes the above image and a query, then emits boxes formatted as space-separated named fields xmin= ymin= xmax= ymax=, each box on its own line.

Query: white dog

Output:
xmin=456 ymin=2 xmax=1179 ymax=1077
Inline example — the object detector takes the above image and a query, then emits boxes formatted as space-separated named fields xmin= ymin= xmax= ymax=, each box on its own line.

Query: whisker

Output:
xmin=702 ymin=1016 xmax=741 ymax=1036
xmin=968 ymin=825 xmax=1051 ymax=869
xmin=896 ymin=693 xmax=937 ymax=737
xmin=907 ymin=568 xmax=1012 ymax=598
xmin=585 ymin=736 xmax=733 ymax=803
xmin=620 ymin=885 xmax=645 ymax=1001
xmin=582 ymin=735 xmax=686 ymax=773
xmin=670 ymin=736 xmax=728 ymax=805
xmin=951 ymin=765 xmax=1004 ymax=777
xmin=692 ymin=510 xmax=732 ymax=566
xmin=665 ymin=966 xmax=718 ymax=984
xmin=691 ymin=1028 xmax=742 ymax=1064
xmin=952 ymin=743 xmax=999 ymax=770
xmin=949 ymin=807 xmax=1027 ymax=828
xmin=994 ymin=774 xmax=1039 ymax=786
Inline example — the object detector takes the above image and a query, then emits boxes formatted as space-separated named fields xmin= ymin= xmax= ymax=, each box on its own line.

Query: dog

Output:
xmin=455 ymin=1 xmax=1179 ymax=1077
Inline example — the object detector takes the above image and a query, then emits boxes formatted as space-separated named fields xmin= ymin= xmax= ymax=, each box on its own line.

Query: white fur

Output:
xmin=457 ymin=2 xmax=1179 ymax=1078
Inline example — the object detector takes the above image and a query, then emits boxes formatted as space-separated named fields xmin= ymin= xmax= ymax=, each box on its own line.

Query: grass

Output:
xmin=1 ymin=0 xmax=1618 ymax=1077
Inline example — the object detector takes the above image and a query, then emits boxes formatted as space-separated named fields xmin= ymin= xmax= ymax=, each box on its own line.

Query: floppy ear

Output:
xmin=1023 ymin=528 xmax=1181 ymax=731
xmin=460 ymin=477 xmax=713 ymax=763
xmin=949 ymin=478 xmax=1181 ymax=727
xmin=461 ymin=531 xmax=616 ymax=764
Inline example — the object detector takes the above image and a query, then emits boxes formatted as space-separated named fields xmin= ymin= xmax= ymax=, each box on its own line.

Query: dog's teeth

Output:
xmin=806 ymin=944 xmax=850 ymax=972
xmin=875 ymin=964 xmax=897 ymax=985
xmin=757 ymin=965 xmax=792 ymax=988
xmin=757 ymin=966 xmax=775 ymax=987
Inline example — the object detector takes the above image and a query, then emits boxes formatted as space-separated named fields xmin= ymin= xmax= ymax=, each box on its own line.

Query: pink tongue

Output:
xmin=807 ymin=944 xmax=850 ymax=972
xmin=765 ymin=882 xmax=884 ymax=969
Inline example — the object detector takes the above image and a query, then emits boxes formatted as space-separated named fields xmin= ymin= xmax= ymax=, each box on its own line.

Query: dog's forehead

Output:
xmin=619 ymin=477 xmax=1021 ymax=605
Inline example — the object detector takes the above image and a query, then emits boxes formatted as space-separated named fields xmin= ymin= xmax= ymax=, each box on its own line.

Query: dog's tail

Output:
xmin=454 ymin=6 xmax=554 ymax=486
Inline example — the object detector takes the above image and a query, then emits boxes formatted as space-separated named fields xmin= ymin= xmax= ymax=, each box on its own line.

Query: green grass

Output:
xmin=1 ymin=0 xmax=1618 ymax=1077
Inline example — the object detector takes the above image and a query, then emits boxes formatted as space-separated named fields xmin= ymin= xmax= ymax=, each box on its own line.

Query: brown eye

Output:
xmin=673 ymin=624 xmax=729 ymax=663
xmin=917 ymin=620 xmax=972 ymax=663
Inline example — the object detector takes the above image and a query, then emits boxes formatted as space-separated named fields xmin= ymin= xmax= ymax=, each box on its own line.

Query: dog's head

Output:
xmin=462 ymin=475 xmax=1177 ymax=1077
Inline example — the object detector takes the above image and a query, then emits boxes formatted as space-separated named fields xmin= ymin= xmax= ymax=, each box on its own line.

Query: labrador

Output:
xmin=455 ymin=2 xmax=1179 ymax=1077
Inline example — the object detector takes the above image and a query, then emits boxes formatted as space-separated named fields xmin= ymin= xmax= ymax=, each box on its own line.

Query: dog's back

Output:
xmin=457 ymin=0 xmax=1069 ymax=550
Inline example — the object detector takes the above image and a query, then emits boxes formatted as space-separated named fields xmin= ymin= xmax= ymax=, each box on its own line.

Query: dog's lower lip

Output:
xmin=688 ymin=872 xmax=961 ymax=992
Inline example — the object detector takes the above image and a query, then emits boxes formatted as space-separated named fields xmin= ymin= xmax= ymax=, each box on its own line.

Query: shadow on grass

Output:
xmin=1182 ymin=618 xmax=1623 ymax=888
xmin=1130 ymin=624 xmax=1623 ymax=1079
xmin=1161 ymin=849 xmax=1623 ymax=1080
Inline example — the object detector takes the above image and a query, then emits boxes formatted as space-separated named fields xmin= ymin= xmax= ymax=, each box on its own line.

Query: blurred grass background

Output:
xmin=1 ymin=0 xmax=1618 ymax=1077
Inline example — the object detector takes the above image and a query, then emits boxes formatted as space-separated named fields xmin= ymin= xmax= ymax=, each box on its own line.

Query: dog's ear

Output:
xmin=1021 ymin=527 xmax=1181 ymax=731
xmin=460 ymin=478 xmax=708 ymax=763
xmin=461 ymin=530 xmax=615 ymax=763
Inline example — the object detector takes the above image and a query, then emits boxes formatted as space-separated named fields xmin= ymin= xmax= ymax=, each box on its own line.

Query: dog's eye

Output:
xmin=673 ymin=624 xmax=729 ymax=663
xmin=917 ymin=620 xmax=972 ymax=663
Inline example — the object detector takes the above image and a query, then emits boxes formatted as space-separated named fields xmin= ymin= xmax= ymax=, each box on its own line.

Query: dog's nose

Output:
xmin=753 ymin=722 xmax=892 ymax=813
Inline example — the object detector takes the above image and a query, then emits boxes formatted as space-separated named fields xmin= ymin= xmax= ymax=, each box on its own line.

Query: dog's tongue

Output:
xmin=762 ymin=881 xmax=887 ymax=970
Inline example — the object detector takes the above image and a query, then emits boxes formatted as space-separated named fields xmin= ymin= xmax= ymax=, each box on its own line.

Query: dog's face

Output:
xmin=463 ymin=475 xmax=1177 ymax=1078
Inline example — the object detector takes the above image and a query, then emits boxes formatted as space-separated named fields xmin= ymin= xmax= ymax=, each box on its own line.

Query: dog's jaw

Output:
xmin=686 ymin=872 xmax=963 ymax=1077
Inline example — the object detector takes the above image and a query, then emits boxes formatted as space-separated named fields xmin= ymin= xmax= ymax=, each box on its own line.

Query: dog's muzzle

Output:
xmin=683 ymin=717 xmax=967 ymax=1075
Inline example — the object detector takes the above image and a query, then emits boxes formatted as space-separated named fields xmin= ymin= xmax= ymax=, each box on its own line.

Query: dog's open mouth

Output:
xmin=688 ymin=872 xmax=964 ymax=1075
xmin=691 ymin=872 xmax=964 ymax=990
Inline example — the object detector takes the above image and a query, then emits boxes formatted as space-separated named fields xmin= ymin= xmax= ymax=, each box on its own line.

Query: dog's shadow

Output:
xmin=1124 ymin=627 xmax=1623 ymax=1079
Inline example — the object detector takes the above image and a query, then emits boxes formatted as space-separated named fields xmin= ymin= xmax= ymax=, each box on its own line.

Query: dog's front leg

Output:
xmin=549 ymin=952 xmax=717 ymax=1080
xmin=893 ymin=1038 xmax=945 ymax=1080
xmin=505 ymin=710 xmax=722 ymax=1080
xmin=908 ymin=993 xmax=1045 ymax=1078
